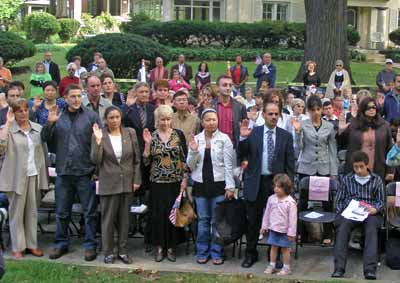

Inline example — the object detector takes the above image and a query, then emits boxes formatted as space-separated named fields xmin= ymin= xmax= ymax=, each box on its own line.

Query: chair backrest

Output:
xmin=298 ymin=176 xmax=337 ymax=212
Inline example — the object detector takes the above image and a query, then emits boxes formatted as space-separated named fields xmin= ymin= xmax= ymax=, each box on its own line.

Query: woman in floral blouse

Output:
xmin=143 ymin=105 xmax=187 ymax=263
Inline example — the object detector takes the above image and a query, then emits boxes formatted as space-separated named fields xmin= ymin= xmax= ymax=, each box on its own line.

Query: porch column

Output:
xmin=73 ymin=0 xmax=82 ymax=20
xmin=375 ymin=7 xmax=387 ymax=50
xmin=162 ymin=0 xmax=172 ymax=21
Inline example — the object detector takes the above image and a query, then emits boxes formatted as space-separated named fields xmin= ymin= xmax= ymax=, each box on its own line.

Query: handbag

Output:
xmin=175 ymin=196 xmax=197 ymax=228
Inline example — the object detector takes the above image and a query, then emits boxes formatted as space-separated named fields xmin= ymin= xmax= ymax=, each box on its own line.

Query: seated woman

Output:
xmin=187 ymin=108 xmax=235 ymax=265
xmin=169 ymin=70 xmax=191 ymax=93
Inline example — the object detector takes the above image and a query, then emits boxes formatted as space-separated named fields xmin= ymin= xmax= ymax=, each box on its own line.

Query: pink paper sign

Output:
xmin=396 ymin=183 xmax=400 ymax=207
xmin=309 ymin=176 xmax=330 ymax=201
xmin=48 ymin=167 xmax=57 ymax=177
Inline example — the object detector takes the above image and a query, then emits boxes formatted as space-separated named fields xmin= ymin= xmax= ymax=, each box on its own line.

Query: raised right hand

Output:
xmin=32 ymin=95 xmax=42 ymax=111
xmin=92 ymin=123 xmax=103 ymax=144
xmin=338 ymin=112 xmax=349 ymax=132
xmin=143 ymin=128 xmax=152 ymax=145
xmin=6 ymin=108 xmax=14 ymax=125
xmin=47 ymin=105 xmax=60 ymax=123
xmin=188 ymin=134 xmax=199 ymax=151
xmin=126 ymin=94 xmax=136 ymax=106
xmin=240 ymin=119 xmax=252 ymax=138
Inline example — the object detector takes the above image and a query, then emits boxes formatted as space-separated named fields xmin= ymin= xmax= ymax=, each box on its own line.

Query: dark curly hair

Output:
xmin=352 ymin=97 xmax=384 ymax=131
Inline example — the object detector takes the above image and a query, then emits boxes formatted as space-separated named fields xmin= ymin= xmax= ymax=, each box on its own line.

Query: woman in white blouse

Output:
xmin=91 ymin=106 xmax=142 ymax=264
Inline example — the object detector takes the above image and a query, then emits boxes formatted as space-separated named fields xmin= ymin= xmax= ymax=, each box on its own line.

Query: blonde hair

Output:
xmin=154 ymin=105 xmax=174 ymax=128
xmin=291 ymin=98 xmax=305 ymax=109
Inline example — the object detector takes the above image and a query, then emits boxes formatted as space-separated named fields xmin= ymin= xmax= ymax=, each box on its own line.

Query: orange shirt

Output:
xmin=0 ymin=67 xmax=12 ymax=88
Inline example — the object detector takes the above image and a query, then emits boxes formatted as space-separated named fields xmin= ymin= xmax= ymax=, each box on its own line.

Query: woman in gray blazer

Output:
xmin=0 ymin=99 xmax=48 ymax=259
xmin=91 ymin=106 xmax=142 ymax=264
xmin=292 ymin=95 xmax=337 ymax=245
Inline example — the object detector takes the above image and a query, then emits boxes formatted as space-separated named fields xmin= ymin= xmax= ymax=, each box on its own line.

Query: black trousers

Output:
xmin=334 ymin=215 xmax=381 ymax=273
xmin=245 ymin=175 xmax=274 ymax=259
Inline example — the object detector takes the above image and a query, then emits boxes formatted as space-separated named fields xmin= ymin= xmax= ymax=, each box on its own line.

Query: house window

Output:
xmin=174 ymin=0 xmax=221 ymax=21
xmin=262 ymin=2 xmax=289 ymax=21
xmin=347 ymin=7 xmax=357 ymax=29
xmin=133 ymin=0 xmax=163 ymax=20
xmin=398 ymin=9 xmax=400 ymax=28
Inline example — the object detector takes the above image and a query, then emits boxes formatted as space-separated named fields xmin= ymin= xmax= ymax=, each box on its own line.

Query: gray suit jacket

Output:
xmin=91 ymin=127 xmax=142 ymax=195
xmin=295 ymin=119 xmax=338 ymax=176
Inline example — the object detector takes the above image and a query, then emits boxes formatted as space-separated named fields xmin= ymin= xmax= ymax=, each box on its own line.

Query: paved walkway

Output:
xmin=3 ymin=226 xmax=399 ymax=283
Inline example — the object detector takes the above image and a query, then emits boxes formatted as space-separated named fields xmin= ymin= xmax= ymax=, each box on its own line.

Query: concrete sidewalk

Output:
xmin=3 ymin=228 xmax=399 ymax=283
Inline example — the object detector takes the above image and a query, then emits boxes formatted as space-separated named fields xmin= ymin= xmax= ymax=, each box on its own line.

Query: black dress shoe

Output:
xmin=166 ymin=249 xmax=176 ymax=262
xmin=118 ymin=254 xmax=132 ymax=264
xmin=241 ymin=257 xmax=257 ymax=268
xmin=364 ymin=271 xmax=376 ymax=280
xmin=154 ymin=248 xmax=165 ymax=262
xmin=331 ymin=269 xmax=345 ymax=278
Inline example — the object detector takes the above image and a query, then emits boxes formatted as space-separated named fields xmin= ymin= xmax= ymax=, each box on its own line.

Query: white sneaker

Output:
xmin=264 ymin=265 xmax=277 ymax=274
xmin=277 ymin=267 xmax=292 ymax=276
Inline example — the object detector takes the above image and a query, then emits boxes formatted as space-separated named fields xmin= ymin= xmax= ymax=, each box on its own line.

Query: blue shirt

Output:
xmin=29 ymin=99 xmax=67 ymax=125
xmin=261 ymin=125 xmax=276 ymax=176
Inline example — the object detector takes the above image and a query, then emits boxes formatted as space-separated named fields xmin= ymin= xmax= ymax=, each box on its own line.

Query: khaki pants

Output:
xmin=100 ymin=193 xmax=133 ymax=256
xmin=7 ymin=176 xmax=39 ymax=252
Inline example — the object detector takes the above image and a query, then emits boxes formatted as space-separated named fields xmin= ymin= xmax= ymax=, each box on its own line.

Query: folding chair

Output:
xmin=295 ymin=176 xmax=338 ymax=259
xmin=385 ymin=182 xmax=400 ymax=240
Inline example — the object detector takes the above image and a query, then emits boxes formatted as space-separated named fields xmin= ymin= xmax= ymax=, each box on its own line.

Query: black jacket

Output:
xmin=44 ymin=61 xmax=61 ymax=84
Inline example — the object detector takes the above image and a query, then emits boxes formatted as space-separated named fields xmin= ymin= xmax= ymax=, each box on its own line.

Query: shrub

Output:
xmin=66 ymin=33 xmax=170 ymax=78
xmin=58 ymin=18 xmax=81 ymax=42
xmin=389 ymin=29 xmax=400 ymax=46
xmin=123 ymin=20 xmax=305 ymax=49
xmin=0 ymin=31 xmax=36 ymax=65
xmin=23 ymin=12 xmax=61 ymax=43
xmin=96 ymin=12 xmax=119 ymax=31
xmin=79 ymin=13 xmax=97 ymax=36
xmin=349 ymin=49 xmax=366 ymax=62
xmin=379 ymin=49 xmax=400 ymax=63
xmin=168 ymin=47 xmax=304 ymax=61
xmin=347 ymin=25 xmax=360 ymax=46
xmin=120 ymin=12 xmax=155 ymax=34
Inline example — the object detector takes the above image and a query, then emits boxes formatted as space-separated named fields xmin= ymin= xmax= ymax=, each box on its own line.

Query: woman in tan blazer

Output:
xmin=0 ymin=99 xmax=48 ymax=258
xmin=91 ymin=105 xmax=142 ymax=264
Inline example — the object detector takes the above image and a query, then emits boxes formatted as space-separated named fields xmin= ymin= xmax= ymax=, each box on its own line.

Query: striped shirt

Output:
xmin=335 ymin=172 xmax=384 ymax=214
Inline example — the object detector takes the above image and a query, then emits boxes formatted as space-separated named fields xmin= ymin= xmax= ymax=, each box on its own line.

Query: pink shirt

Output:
xmin=217 ymin=97 xmax=234 ymax=143
xmin=261 ymin=194 xmax=297 ymax=237
xmin=168 ymin=79 xmax=191 ymax=92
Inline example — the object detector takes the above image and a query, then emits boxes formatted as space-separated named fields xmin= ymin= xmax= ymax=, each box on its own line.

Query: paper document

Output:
xmin=341 ymin=199 xmax=371 ymax=222
xmin=304 ymin=211 xmax=324 ymax=219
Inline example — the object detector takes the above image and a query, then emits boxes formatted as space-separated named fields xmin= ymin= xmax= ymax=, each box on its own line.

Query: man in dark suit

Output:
xmin=239 ymin=102 xmax=295 ymax=268
xmin=43 ymin=51 xmax=61 ymax=84
xmin=253 ymin=52 xmax=276 ymax=92
xmin=170 ymin=54 xmax=193 ymax=84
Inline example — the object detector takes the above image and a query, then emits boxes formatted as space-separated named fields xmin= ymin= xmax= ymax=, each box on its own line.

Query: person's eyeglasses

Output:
xmin=367 ymin=105 xmax=377 ymax=110
xmin=336 ymin=65 xmax=343 ymax=67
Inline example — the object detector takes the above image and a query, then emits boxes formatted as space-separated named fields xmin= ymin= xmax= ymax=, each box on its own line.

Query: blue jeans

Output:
xmin=54 ymin=175 xmax=98 ymax=250
xmin=194 ymin=194 xmax=225 ymax=260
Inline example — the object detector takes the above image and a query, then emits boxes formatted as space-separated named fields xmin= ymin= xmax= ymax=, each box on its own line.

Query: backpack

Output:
xmin=215 ymin=199 xmax=247 ymax=246
xmin=385 ymin=238 xmax=400 ymax=270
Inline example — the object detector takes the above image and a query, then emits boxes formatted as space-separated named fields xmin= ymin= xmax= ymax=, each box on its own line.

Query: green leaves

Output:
xmin=0 ymin=31 xmax=36 ymax=66
xmin=23 ymin=12 xmax=61 ymax=43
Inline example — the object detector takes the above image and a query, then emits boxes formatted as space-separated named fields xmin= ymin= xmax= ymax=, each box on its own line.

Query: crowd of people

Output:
xmin=0 ymin=50 xmax=400 ymax=280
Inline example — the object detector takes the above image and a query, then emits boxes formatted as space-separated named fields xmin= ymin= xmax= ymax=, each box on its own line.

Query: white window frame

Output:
xmin=262 ymin=2 xmax=289 ymax=22
xmin=347 ymin=7 xmax=357 ymax=29
xmin=174 ymin=0 xmax=221 ymax=22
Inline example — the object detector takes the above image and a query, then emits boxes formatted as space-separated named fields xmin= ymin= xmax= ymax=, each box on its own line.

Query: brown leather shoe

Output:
xmin=12 ymin=251 xmax=24 ymax=259
xmin=49 ymin=247 xmax=68 ymax=260
xmin=26 ymin=248 xmax=44 ymax=257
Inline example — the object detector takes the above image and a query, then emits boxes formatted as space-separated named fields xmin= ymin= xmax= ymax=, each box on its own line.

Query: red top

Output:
xmin=333 ymin=107 xmax=342 ymax=118
xmin=233 ymin=65 xmax=241 ymax=85
xmin=217 ymin=97 xmax=234 ymax=143
xmin=59 ymin=76 xmax=80 ymax=97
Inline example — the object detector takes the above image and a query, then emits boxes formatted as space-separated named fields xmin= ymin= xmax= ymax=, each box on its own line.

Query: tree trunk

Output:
xmin=49 ymin=0 xmax=57 ymax=15
xmin=295 ymin=0 xmax=354 ymax=84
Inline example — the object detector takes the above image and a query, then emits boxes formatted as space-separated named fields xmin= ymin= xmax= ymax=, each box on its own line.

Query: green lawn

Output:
xmin=12 ymin=44 xmax=396 ymax=95
xmin=2 ymin=259 xmax=353 ymax=283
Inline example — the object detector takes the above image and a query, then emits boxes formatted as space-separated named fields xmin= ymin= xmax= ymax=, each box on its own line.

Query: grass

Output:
xmin=12 ymin=44 xmax=398 ymax=95
xmin=2 ymin=259 xmax=355 ymax=283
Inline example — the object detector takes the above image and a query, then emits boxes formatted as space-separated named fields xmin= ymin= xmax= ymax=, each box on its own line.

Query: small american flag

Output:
xmin=169 ymin=192 xmax=183 ymax=226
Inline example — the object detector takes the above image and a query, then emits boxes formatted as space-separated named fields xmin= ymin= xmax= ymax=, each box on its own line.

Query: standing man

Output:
xmin=171 ymin=90 xmax=200 ymax=142
xmin=239 ymin=102 xmax=295 ymax=268
xmin=149 ymin=57 xmax=168 ymax=89
xmin=92 ymin=58 xmax=114 ymax=79
xmin=254 ymin=53 xmax=276 ymax=92
xmin=170 ymin=54 xmax=193 ymax=84
xmin=230 ymin=55 xmax=248 ymax=97
xmin=383 ymin=75 xmax=400 ymax=122
xmin=41 ymin=84 xmax=102 ymax=261
xmin=43 ymin=51 xmax=60 ymax=84
xmin=376 ymin=59 xmax=396 ymax=94
xmin=82 ymin=75 xmax=112 ymax=122
xmin=211 ymin=75 xmax=247 ymax=149
xmin=59 ymin=63 xmax=80 ymax=97
xmin=0 ymin=57 xmax=12 ymax=91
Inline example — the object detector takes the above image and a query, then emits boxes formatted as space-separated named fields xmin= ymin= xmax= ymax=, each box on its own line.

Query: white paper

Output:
xmin=341 ymin=199 xmax=369 ymax=222
xmin=130 ymin=204 xmax=148 ymax=214
xmin=304 ymin=211 xmax=324 ymax=219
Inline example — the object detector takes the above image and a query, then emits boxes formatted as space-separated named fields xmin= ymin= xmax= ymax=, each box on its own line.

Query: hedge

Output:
xmin=379 ymin=49 xmax=400 ymax=63
xmin=389 ymin=29 xmax=400 ymax=46
xmin=66 ymin=33 xmax=170 ymax=78
xmin=122 ymin=20 xmax=306 ymax=49
xmin=58 ymin=18 xmax=80 ymax=42
xmin=0 ymin=31 xmax=36 ymax=65
xmin=24 ymin=12 xmax=61 ymax=43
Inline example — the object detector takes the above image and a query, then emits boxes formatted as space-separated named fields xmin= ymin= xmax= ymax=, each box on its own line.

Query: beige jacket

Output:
xmin=0 ymin=121 xmax=48 ymax=194
xmin=325 ymin=69 xmax=351 ymax=99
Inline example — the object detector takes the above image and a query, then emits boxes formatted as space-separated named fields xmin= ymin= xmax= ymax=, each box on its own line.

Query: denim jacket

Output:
xmin=187 ymin=130 xmax=235 ymax=190
xmin=41 ymin=106 xmax=101 ymax=176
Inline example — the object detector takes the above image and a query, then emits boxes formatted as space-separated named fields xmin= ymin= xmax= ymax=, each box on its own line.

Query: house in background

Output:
xmin=21 ymin=0 xmax=50 ymax=18
xmin=23 ymin=0 xmax=400 ymax=50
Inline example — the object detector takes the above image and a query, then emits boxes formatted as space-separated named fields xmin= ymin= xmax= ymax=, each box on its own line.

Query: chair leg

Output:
xmin=238 ymin=236 xmax=242 ymax=259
